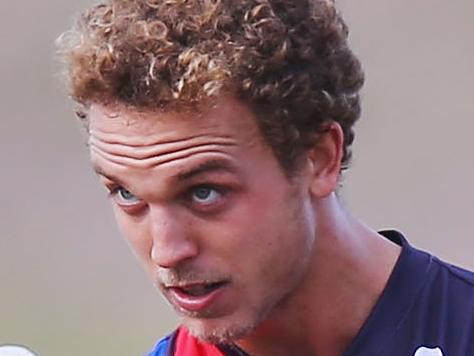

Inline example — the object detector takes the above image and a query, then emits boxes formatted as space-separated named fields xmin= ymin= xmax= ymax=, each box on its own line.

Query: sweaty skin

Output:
xmin=88 ymin=97 xmax=401 ymax=356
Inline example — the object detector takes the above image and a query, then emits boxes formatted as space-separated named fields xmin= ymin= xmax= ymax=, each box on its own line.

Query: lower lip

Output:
xmin=168 ymin=284 xmax=228 ymax=313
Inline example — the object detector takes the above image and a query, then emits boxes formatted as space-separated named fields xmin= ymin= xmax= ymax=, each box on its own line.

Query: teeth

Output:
xmin=183 ymin=286 xmax=208 ymax=296
xmin=180 ymin=282 xmax=222 ymax=297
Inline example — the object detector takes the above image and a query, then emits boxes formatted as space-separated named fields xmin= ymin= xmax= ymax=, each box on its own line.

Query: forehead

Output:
xmin=87 ymin=97 xmax=276 ymax=187
xmin=88 ymin=97 xmax=261 ymax=142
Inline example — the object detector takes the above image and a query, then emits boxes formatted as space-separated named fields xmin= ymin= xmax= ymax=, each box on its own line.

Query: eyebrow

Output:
xmin=92 ymin=158 xmax=238 ymax=184
xmin=92 ymin=166 xmax=121 ymax=184
xmin=175 ymin=159 xmax=238 ymax=181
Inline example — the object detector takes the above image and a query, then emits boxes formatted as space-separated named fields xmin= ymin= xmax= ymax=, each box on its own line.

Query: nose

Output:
xmin=148 ymin=205 xmax=198 ymax=268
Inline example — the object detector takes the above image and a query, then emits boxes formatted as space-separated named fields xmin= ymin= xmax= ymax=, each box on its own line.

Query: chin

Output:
xmin=182 ymin=312 xmax=260 ymax=344
xmin=179 ymin=281 xmax=300 ymax=344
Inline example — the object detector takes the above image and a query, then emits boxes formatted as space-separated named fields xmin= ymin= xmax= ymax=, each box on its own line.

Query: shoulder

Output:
xmin=409 ymin=253 xmax=474 ymax=352
xmin=146 ymin=327 xmax=226 ymax=356
xmin=378 ymin=231 xmax=474 ymax=352
xmin=425 ymin=256 xmax=474 ymax=311
xmin=434 ymin=257 xmax=474 ymax=288
xmin=146 ymin=331 xmax=177 ymax=356
xmin=427 ymin=255 xmax=474 ymax=301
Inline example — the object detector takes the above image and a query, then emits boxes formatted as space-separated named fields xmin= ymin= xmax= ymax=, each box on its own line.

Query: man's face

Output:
xmin=88 ymin=97 xmax=317 ymax=343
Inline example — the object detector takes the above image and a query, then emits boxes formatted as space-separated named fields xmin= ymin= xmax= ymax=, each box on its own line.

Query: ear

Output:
xmin=305 ymin=121 xmax=344 ymax=198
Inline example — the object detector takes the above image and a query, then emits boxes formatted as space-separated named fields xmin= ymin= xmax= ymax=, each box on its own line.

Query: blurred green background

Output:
xmin=1 ymin=0 xmax=473 ymax=355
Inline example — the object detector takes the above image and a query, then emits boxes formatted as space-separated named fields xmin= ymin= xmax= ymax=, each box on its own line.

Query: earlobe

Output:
xmin=306 ymin=122 xmax=344 ymax=198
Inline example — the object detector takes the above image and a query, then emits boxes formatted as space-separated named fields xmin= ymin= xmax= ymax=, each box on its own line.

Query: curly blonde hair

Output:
xmin=58 ymin=0 xmax=364 ymax=172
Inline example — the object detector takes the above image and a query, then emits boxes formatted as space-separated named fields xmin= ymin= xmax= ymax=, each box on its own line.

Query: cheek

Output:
xmin=202 ymin=193 xmax=314 ymax=283
xmin=245 ymin=197 xmax=315 ymax=286
xmin=113 ymin=208 xmax=153 ymax=266
xmin=248 ymin=218 xmax=313 ymax=282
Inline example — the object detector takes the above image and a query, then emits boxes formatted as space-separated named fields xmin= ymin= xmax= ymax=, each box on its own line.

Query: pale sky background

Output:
xmin=0 ymin=1 xmax=473 ymax=355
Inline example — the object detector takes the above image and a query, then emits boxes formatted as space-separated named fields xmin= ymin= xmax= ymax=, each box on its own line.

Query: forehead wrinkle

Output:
xmin=88 ymin=129 xmax=235 ymax=148
xmin=89 ymin=134 xmax=237 ymax=161
xmin=91 ymin=150 xmax=238 ymax=199
xmin=90 ymin=143 xmax=237 ymax=171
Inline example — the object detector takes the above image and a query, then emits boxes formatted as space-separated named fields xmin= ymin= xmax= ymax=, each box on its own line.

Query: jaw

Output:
xmin=184 ymin=271 xmax=311 ymax=345
xmin=184 ymin=316 xmax=256 ymax=345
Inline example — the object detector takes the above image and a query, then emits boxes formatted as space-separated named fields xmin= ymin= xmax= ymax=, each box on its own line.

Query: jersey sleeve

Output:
xmin=146 ymin=331 xmax=177 ymax=356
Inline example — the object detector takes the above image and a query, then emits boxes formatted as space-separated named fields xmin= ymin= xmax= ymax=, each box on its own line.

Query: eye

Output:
xmin=190 ymin=185 xmax=223 ymax=206
xmin=112 ymin=187 xmax=142 ymax=206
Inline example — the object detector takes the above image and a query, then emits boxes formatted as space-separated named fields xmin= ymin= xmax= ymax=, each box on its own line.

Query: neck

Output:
xmin=236 ymin=194 xmax=401 ymax=356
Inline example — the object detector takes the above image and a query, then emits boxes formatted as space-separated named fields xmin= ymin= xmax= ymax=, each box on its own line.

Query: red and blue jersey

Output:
xmin=147 ymin=231 xmax=474 ymax=355
xmin=148 ymin=327 xmax=248 ymax=356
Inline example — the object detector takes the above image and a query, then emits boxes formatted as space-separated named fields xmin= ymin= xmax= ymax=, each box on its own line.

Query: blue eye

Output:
xmin=114 ymin=187 xmax=141 ymax=205
xmin=191 ymin=186 xmax=222 ymax=205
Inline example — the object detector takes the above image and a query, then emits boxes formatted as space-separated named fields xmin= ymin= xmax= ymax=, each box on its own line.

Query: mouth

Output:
xmin=174 ymin=281 xmax=227 ymax=296
xmin=166 ymin=281 xmax=229 ymax=313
